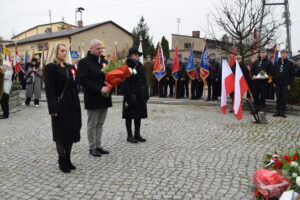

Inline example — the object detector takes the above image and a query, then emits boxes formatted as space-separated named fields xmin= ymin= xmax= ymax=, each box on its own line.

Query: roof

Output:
xmin=12 ymin=21 xmax=76 ymax=39
xmin=7 ymin=21 xmax=132 ymax=46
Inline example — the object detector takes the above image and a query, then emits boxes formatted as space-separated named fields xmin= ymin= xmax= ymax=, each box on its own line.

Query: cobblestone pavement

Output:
xmin=0 ymin=102 xmax=300 ymax=200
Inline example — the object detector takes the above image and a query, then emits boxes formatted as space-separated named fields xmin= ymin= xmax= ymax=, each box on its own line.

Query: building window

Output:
xmin=184 ymin=43 xmax=191 ymax=49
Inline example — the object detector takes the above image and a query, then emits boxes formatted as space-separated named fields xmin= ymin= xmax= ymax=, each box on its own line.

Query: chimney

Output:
xmin=66 ymin=24 xmax=73 ymax=30
xmin=77 ymin=20 xmax=83 ymax=28
xmin=222 ymin=34 xmax=229 ymax=43
xmin=45 ymin=28 xmax=52 ymax=33
xmin=192 ymin=31 xmax=200 ymax=38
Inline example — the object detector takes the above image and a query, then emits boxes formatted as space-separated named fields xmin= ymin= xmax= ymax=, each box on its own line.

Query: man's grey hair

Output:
xmin=90 ymin=39 xmax=102 ymax=48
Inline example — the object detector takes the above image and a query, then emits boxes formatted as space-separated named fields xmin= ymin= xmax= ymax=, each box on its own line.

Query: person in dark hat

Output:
xmin=23 ymin=57 xmax=42 ymax=107
xmin=272 ymin=49 xmax=295 ymax=118
xmin=122 ymin=47 xmax=148 ymax=143
xmin=250 ymin=48 xmax=273 ymax=111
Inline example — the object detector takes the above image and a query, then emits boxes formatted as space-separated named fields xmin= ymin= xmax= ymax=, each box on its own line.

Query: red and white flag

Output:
xmin=14 ymin=44 xmax=22 ymax=74
xmin=233 ymin=61 xmax=249 ymax=120
xmin=221 ymin=60 xmax=235 ymax=114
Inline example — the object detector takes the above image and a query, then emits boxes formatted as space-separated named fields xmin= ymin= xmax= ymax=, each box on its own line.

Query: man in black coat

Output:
xmin=207 ymin=53 xmax=220 ymax=101
xmin=165 ymin=59 xmax=174 ymax=97
xmin=77 ymin=39 xmax=112 ymax=157
xmin=250 ymin=49 xmax=273 ymax=110
xmin=178 ymin=58 xmax=189 ymax=98
xmin=273 ymin=49 xmax=295 ymax=118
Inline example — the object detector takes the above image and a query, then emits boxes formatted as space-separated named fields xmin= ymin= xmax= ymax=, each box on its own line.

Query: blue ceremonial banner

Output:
xmin=200 ymin=44 xmax=209 ymax=80
xmin=186 ymin=47 xmax=196 ymax=80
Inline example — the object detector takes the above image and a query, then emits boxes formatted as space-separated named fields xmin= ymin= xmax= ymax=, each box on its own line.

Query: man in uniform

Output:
xmin=206 ymin=53 xmax=220 ymax=101
xmin=250 ymin=48 xmax=273 ymax=110
xmin=273 ymin=49 xmax=295 ymax=118
xmin=143 ymin=55 xmax=154 ymax=97
xmin=165 ymin=58 xmax=174 ymax=97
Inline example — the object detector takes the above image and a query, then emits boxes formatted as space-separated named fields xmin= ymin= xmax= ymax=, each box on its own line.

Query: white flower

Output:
xmin=128 ymin=68 xmax=133 ymax=74
xmin=292 ymin=172 xmax=298 ymax=177
xmin=296 ymin=177 xmax=300 ymax=187
xmin=291 ymin=161 xmax=299 ymax=168
xmin=132 ymin=69 xmax=137 ymax=75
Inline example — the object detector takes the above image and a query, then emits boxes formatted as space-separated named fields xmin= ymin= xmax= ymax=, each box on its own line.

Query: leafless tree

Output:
xmin=209 ymin=0 xmax=283 ymax=60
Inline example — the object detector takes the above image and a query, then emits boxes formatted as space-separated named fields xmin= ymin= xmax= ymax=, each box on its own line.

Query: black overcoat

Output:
xmin=44 ymin=63 xmax=81 ymax=143
xmin=122 ymin=58 xmax=148 ymax=119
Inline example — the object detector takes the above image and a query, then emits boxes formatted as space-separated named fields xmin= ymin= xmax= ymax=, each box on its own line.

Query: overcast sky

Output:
xmin=0 ymin=0 xmax=299 ymax=54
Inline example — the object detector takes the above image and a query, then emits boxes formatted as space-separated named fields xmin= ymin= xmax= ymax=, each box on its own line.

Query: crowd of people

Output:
xmin=0 ymin=39 xmax=298 ymax=173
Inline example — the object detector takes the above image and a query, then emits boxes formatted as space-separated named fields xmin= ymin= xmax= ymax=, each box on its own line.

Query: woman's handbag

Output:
xmin=26 ymin=76 xmax=33 ymax=84
xmin=56 ymin=67 xmax=69 ymax=112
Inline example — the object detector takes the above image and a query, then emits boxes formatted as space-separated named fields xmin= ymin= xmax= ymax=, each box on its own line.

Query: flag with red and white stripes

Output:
xmin=221 ymin=60 xmax=235 ymax=114
xmin=233 ymin=61 xmax=249 ymax=120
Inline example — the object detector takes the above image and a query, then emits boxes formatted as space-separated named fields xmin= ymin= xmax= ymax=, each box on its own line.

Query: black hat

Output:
xmin=31 ymin=58 xmax=38 ymax=63
xmin=128 ymin=47 xmax=143 ymax=57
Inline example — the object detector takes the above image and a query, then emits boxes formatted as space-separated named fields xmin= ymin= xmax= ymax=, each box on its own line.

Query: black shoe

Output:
xmin=134 ymin=135 xmax=146 ymax=142
xmin=273 ymin=112 xmax=280 ymax=117
xmin=58 ymin=157 xmax=71 ymax=173
xmin=96 ymin=148 xmax=109 ymax=154
xmin=206 ymin=98 xmax=211 ymax=101
xmin=0 ymin=115 xmax=8 ymax=119
xmin=127 ymin=137 xmax=138 ymax=143
xmin=229 ymin=110 xmax=233 ymax=113
xmin=89 ymin=149 xmax=102 ymax=157
xmin=280 ymin=114 xmax=287 ymax=118
xmin=66 ymin=155 xmax=76 ymax=170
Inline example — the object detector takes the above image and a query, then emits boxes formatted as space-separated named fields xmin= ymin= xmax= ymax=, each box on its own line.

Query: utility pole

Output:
xmin=49 ymin=10 xmax=52 ymax=30
xmin=176 ymin=17 xmax=181 ymax=34
xmin=262 ymin=0 xmax=292 ymax=56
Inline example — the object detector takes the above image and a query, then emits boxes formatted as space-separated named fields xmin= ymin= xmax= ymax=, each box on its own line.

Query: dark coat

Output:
xmin=77 ymin=52 xmax=112 ymax=110
xmin=273 ymin=58 xmax=295 ymax=85
xmin=122 ymin=58 xmax=148 ymax=119
xmin=251 ymin=57 xmax=273 ymax=76
xmin=208 ymin=60 xmax=221 ymax=80
xmin=44 ymin=63 xmax=81 ymax=143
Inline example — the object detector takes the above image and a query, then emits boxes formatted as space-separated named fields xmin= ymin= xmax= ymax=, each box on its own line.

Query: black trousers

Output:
xmin=191 ymin=80 xmax=204 ymax=99
xmin=178 ymin=80 xmax=189 ymax=98
xmin=275 ymin=84 xmax=288 ymax=113
xmin=0 ymin=92 xmax=9 ymax=117
xmin=252 ymin=79 xmax=268 ymax=106
xmin=166 ymin=79 xmax=174 ymax=97
xmin=207 ymin=79 xmax=218 ymax=100
xmin=159 ymin=78 xmax=167 ymax=97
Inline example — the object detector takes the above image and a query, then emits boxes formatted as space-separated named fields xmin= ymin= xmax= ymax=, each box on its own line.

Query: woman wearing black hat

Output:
xmin=122 ymin=47 xmax=148 ymax=143
xmin=24 ymin=57 xmax=42 ymax=107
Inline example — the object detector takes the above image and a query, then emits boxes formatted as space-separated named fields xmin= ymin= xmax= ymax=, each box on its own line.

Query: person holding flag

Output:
xmin=144 ymin=55 xmax=154 ymax=96
xmin=207 ymin=53 xmax=221 ymax=101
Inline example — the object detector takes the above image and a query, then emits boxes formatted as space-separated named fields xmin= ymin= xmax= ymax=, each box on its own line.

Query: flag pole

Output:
xmin=174 ymin=80 xmax=177 ymax=98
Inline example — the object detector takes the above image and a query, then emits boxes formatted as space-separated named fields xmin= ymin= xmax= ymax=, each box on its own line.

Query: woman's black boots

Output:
xmin=58 ymin=157 xmax=71 ymax=173
xmin=66 ymin=154 xmax=76 ymax=170
xmin=126 ymin=119 xmax=138 ymax=143
xmin=133 ymin=119 xmax=146 ymax=142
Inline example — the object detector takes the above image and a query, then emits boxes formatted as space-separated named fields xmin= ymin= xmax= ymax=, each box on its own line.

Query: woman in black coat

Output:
xmin=44 ymin=43 xmax=81 ymax=173
xmin=122 ymin=48 xmax=148 ymax=143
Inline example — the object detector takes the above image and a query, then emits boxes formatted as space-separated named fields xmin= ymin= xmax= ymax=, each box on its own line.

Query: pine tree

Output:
xmin=161 ymin=36 xmax=170 ymax=59
xmin=132 ymin=16 xmax=155 ymax=58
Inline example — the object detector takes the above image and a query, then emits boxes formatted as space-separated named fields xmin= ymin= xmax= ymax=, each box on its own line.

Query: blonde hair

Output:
xmin=46 ymin=43 xmax=67 ymax=65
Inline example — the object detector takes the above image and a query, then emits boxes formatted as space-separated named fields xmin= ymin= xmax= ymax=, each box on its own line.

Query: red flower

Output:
xmin=274 ymin=161 xmax=283 ymax=169
xmin=277 ymin=169 xmax=282 ymax=174
xmin=292 ymin=155 xmax=299 ymax=161
xmin=282 ymin=155 xmax=292 ymax=163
